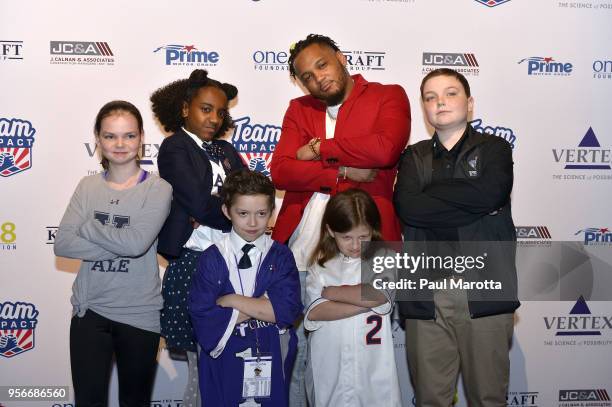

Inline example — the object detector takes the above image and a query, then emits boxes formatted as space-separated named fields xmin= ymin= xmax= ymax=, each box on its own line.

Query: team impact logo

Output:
xmin=230 ymin=117 xmax=281 ymax=177
xmin=0 ymin=301 xmax=39 ymax=358
xmin=552 ymin=127 xmax=612 ymax=181
xmin=154 ymin=44 xmax=219 ymax=67
xmin=470 ymin=119 xmax=517 ymax=148
xmin=342 ymin=50 xmax=386 ymax=71
xmin=593 ymin=59 xmax=612 ymax=79
xmin=475 ymin=0 xmax=511 ymax=6
xmin=543 ymin=296 xmax=612 ymax=347
xmin=575 ymin=228 xmax=612 ymax=245
xmin=0 ymin=117 xmax=36 ymax=177
xmin=252 ymin=50 xmax=289 ymax=71
xmin=1 ymin=40 xmax=23 ymax=61
xmin=518 ymin=56 xmax=573 ymax=76
xmin=422 ymin=52 xmax=479 ymax=76
xmin=50 ymin=41 xmax=114 ymax=65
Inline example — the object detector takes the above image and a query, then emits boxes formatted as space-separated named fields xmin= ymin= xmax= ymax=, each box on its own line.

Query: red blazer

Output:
xmin=271 ymin=74 xmax=411 ymax=243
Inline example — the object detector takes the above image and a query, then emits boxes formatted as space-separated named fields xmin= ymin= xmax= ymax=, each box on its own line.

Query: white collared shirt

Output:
xmin=182 ymin=127 xmax=228 ymax=251
xmin=209 ymin=230 xmax=273 ymax=358
xmin=288 ymin=110 xmax=338 ymax=270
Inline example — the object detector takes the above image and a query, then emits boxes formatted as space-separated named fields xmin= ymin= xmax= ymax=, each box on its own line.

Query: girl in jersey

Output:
xmin=54 ymin=100 xmax=172 ymax=406
xmin=304 ymin=188 xmax=401 ymax=407
xmin=151 ymin=69 xmax=246 ymax=406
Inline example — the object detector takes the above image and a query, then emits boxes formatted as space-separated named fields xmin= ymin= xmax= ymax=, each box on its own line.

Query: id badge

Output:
xmin=242 ymin=353 xmax=272 ymax=399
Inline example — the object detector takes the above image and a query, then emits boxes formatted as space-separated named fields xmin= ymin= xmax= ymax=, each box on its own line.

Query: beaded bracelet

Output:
xmin=309 ymin=138 xmax=321 ymax=160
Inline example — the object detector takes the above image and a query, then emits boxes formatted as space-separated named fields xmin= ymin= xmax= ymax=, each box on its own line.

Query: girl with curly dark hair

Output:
xmin=151 ymin=69 xmax=245 ymax=406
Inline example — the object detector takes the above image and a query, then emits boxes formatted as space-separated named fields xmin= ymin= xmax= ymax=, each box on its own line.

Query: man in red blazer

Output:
xmin=270 ymin=33 xmax=410 ymax=406
xmin=271 ymin=35 xmax=410 ymax=245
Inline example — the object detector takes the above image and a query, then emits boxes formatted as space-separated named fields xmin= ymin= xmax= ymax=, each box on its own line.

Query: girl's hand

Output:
xmin=189 ymin=216 xmax=200 ymax=229
xmin=296 ymin=138 xmax=321 ymax=160
xmin=321 ymin=286 xmax=337 ymax=301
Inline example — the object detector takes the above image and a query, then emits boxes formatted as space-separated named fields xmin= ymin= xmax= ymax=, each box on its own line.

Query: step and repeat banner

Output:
xmin=1 ymin=1 xmax=611 ymax=406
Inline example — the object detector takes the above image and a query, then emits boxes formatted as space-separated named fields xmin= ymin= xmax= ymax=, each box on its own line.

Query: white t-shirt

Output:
xmin=209 ymin=230 xmax=273 ymax=358
xmin=288 ymin=111 xmax=337 ymax=270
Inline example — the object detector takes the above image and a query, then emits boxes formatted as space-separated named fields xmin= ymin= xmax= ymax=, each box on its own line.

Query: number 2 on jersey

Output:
xmin=365 ymin=315 xmax=382 ymax=345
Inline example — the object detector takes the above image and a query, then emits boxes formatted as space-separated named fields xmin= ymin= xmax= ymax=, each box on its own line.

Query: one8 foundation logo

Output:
xmin=1 ymin=221 xmax=16 ymax=250
xmin=230 ymin=117 xmax=281 ymax=177
xmin=0 ymin=117 xmax=36 ymax=177
xmin=0 ymin=301 xmax=39 ymax=358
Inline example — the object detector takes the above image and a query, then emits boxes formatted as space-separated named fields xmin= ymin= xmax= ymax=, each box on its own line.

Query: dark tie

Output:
xmin=238 ymin=244 xmax=255 ymax=269
xmin=202 ymin=141 xmax=225 ymax=163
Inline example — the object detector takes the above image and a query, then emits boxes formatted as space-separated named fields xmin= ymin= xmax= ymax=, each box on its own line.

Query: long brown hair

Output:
xmin=94 ymin=100 xmax=143 ymax=170
xmin=309 ymin=189 xmax=382 ymax=267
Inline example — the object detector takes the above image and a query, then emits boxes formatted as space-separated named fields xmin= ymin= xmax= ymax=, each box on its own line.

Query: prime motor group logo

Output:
xmin=543 ymin=296 xmax=612 ymax=346
xmin=552 ymin=127 xmax=612 ymax=181
xmin=0 ymin=301 xmax=39 ymax=358
xmin=422 ymin=52 xmax=479 ymax=76
xmin=230 ymin=116 xmax=281 ymax=177
xmin=575 ymin=227 xmax=612 ymax=245
xmin=154 ymin=44 xmax=219 ymax=67
xmin=0 ymin=117 xmax=36 ymax=177
xmin=518 ymin=56 xmax=573 ymax=76
xmin=50 ymin=41 xmax=114 ymax=65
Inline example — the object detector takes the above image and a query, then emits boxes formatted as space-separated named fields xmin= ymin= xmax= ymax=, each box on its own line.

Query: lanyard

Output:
xmin=234 ymin=250 xmax=264 ymax=357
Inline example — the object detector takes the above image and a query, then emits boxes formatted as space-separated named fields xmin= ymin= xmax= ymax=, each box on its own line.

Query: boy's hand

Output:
xmin=216 ymin=294 xmax=236 ymax=308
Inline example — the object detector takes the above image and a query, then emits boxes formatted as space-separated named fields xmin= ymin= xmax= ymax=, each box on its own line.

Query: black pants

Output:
xmin=70 ymin=310 xmax=159 ymax=407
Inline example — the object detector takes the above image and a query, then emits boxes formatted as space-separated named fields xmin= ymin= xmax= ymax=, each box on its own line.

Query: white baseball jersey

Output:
xmin=304 ymin=254 xmax=401 ymax=407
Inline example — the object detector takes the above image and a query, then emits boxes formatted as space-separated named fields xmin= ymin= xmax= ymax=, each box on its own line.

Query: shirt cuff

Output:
xmin=209 ymin=308 xmax=239 ymax=358
xmin=303 ymin=297 xmax=329 ymax=331
xmin=370 ymin=289 xmax=393 ymax=315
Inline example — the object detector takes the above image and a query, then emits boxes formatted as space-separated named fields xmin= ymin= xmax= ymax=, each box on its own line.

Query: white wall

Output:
xmin=1 ymin=1 xmax=611 ymax=406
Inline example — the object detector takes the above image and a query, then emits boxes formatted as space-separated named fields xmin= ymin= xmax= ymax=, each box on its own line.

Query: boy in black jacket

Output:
xmin=394 ymin=68 xmax=519 ymax=407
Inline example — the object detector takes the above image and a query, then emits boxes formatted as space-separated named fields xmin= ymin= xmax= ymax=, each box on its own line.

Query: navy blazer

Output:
xmin=157 ymin=130 xmax=246 ymax=259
